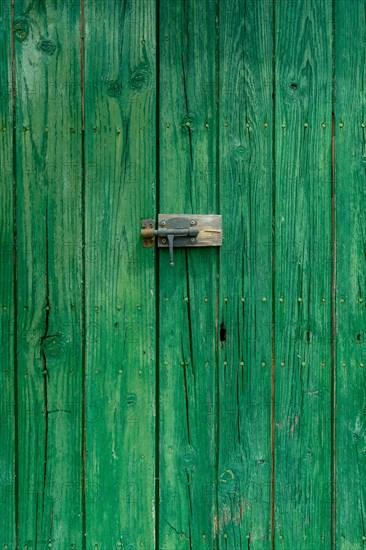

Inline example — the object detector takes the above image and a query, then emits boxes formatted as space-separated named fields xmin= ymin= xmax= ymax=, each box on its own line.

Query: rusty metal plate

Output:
xmin=157 ymin=214 xmax=222 ymax=248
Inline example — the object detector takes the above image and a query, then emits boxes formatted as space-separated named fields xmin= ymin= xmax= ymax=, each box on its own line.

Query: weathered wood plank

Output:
xmin=0 ymin=2 xmax=16 ymax=546
xmin=158 ymin=0 xmax=219 ymax=547
xmin=217 ymin=0 xmax=273 ymax=547
xmin=83 ymin=0 xmax=156 ymax=546
xmin=274 ymin=0 xmax=333 ymax=546
xmin=335 ymin=0 xmax=366 ymax=547
xmin=14 ymin=0 xmax=83 ymax=547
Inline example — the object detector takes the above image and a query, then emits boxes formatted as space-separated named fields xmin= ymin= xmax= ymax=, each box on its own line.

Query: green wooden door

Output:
xmin=1 ymin=0 xmax=366 ymax=548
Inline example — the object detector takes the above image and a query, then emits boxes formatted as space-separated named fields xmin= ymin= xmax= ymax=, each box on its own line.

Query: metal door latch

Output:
xmin=141 ymin=214 xmax=222 ymax=267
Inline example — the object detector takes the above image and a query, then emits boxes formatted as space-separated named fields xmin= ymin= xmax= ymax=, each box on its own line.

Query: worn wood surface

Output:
xmin=14 ymin=0 xmax=83 ymax=547
xmin=2 ymin=0 xmax=366 ymax=547
xmin=335 ymin=1 xmax=366 ymax=547
xmin=217 ymin=0 xmax=273 ymax=547
xmin=274 ymin=0 xmax=333 ymax=546
xmin=83 ymin=0 xmax=156 ymax=547
xmin=0 ymin=2 xmax=15 ymax=546
xmin=158 ymin=0 xmax=218 ymax=547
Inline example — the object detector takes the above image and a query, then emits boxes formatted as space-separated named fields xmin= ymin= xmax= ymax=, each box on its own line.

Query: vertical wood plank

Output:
xmin=0 ymin=2 xmax=16 ymax=546
xmin=14 ymin=0 xmax=83 ymax=546
xmin=83 ymin=0 xmax=156 ymax=546
xmin=158 ymin=1 xmax=218 ymax=547
xmin=217 ymin=1 xmax=274 ymax=547
xmin=274 ymin=0 xmax=333 ymax=546
xmin=335 ymin=1 xmax=366 ymax=547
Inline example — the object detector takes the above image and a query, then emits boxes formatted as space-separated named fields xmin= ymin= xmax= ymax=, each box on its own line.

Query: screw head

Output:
xmin=190 ymin=238 xmax=196 ymax=243
xmin=160 ymin=220 xmax=166 ymax=226
xmin=190 ymin=220 xmax=197 ymax=225
xmin=161 ymin=238 xmax=167 ymax=244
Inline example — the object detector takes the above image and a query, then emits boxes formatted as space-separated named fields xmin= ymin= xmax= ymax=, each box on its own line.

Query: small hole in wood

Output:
xmin=220 ymin=322 xmax=226 ymax=343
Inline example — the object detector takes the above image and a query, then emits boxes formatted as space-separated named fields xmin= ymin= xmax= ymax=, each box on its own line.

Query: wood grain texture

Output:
xmin=158 ymin=0 xmax=219 ymax=547
xmin=14 ymin=0 xmax=83 ymax=547
xmin=4 ymin=1 xmax=366 ymax=546
xmin=83 ymin=0 xmax=156 ymax=546
xmin=0 ymin=2 xmax=15 ymax=546
xmin=335 ymin=1 xmax=366 ymax=547
xmin=274 ymin=0 xmax=333 ymax=546
xmin=217 ymin=1 xmax=273 ymax=547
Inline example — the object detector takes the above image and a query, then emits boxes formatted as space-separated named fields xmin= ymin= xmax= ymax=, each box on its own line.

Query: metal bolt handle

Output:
xmin=157 ymin=228 xmax=199 ymax=266
xmin=140 ymin=226 xmax=199 ymax=266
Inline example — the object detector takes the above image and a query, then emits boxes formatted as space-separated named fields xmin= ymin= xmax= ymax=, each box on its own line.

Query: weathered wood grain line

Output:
xmin=335 ymin=0 xmax=366 ymax=546
xmin=83 ymin=0 xmax=156 ymax=546
xmin=0 ymin=2 xmax=16 ymax=546
xmin=274 ymin=0 xmax=333 ymax=546
xmin=158 ymin=0 xmax=219 ymax=547
xmin=217 ymin=0 xmax=273 ymax=547
xmin=14 ymin=0 xmax=84 ymax=546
